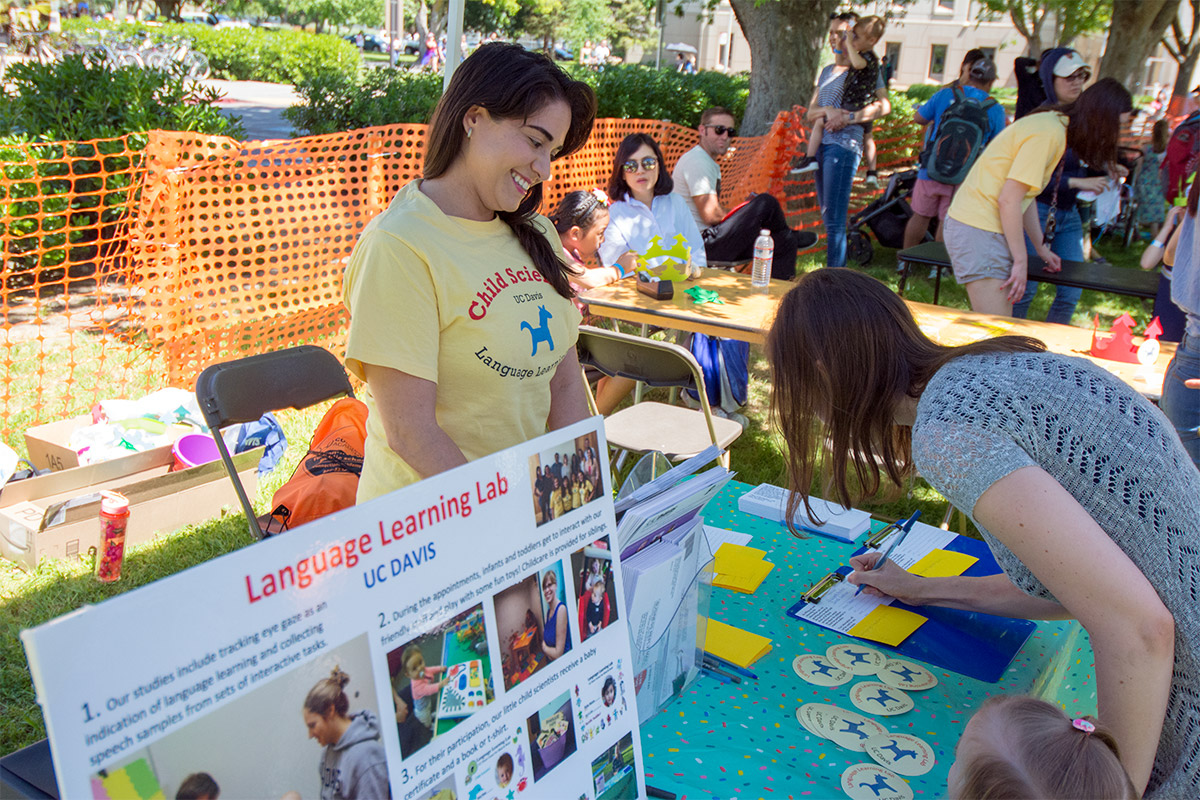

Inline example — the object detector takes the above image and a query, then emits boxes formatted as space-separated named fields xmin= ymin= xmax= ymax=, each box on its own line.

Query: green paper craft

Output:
xmin=635 ymin=234 xmax=692 ymax=281
xmin=685 ymin=286 xmax=724 ymax=305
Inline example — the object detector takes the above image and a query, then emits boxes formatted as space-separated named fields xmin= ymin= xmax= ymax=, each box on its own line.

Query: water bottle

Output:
xmin=95 ymin=491 xmax=129 ymax=583
xmin=752 ymin=229 xmax=773 ymax=290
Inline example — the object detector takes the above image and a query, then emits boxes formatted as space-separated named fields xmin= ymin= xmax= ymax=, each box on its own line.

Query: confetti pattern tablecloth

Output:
xmin=639 ymin=481 xmax=1098 ymax=799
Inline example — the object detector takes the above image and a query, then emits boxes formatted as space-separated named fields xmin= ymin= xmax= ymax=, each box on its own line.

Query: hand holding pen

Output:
xmin=851 ymin=510 xmax=921 ymax=597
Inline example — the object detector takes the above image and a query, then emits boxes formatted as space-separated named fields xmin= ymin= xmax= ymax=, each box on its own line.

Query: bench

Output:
xmin=896 ymin=241 xmax=1159 ymax=304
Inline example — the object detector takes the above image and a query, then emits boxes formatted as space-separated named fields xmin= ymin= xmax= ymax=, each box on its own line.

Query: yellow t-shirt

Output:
xmin=551 ymin=490 xmax=565 ymax=519
xmin=344 ymin=181 xmax=581 ymax=503
xmin=570 ymin=484 xmax=582 ymax=509
xmin=947 ymin=112 xmax=1068 ymax=234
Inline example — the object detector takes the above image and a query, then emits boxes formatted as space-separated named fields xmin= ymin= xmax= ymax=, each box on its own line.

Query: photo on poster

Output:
xmin=524 ymin=689 xmax=577 ymax=782
xmin=86 ymin=634 xmax=387 ymax=800
xmin=569 ymin=536 xmax=619 ymax=642
xmin=529 ymin=431 xmax=603 ymax=526
xmin=458 ymin=723 xmax=532 ymax=799
xmin=384 ymin=604 xmax=494 ymax=760
xmin=574 ymin=658 xmax=630 ymax=746
xmin=591 ymin=731 xmax=638 ymax=800
xmin=412 ymin=773 xmax=457 ymax=800
xmin=494 ymin=561 xmax=573 ymax=691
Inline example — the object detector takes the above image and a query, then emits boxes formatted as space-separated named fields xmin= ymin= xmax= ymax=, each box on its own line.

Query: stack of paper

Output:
xmin=738 ymin=486 xmax=871 ymax=543
xmin=712 ymin=543 xmax=774 ymax=593
xmin=703 ymin=619 xmax=772 ymax=668
xmin=617 ymin=467 xmax=732 ymax=557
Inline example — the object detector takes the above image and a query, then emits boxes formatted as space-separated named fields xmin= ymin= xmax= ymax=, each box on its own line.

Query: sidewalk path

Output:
xmin=198 ymin=79 xmax=301 ymax=140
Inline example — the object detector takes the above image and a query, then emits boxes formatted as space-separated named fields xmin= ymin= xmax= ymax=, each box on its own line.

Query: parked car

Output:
xmin=554 ymin=46 xmax=574 ymax=61
xmin=344 ymin=33 xmax=387 ymax=52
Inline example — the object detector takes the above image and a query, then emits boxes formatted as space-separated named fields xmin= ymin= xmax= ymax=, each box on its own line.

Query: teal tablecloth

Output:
xmin=638 ymin=481 xmax=1097 ymax=798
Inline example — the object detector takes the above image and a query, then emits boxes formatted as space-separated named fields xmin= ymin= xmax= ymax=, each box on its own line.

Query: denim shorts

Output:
xmin=943 ymin=216 xmax=1013 ymax=284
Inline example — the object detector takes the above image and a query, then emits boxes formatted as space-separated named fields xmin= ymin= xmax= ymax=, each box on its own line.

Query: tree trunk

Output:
xmin=730 ymin=0 xmax=839 ymax=136
xmin=1099 ymin=0 xmax=1179 ymax=90
xmin=1172 ymin=42 xmax=1200 ymax=100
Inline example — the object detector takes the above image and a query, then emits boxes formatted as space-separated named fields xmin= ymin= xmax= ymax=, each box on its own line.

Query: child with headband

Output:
xmin=948 ymin=696 xmax=1137 ymax=799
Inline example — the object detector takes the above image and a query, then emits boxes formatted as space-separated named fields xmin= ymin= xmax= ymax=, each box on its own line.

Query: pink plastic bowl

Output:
xmin=172 ymin=433 xmax=221 ymax=471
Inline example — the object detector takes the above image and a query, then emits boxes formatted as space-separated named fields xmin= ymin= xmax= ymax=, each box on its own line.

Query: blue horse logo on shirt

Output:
xmin=520 ymin=305 xmax=555 ymax=356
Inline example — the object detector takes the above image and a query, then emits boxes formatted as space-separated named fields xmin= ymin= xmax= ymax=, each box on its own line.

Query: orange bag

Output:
xmin=262 ymin=397 xmax=367 ymax=535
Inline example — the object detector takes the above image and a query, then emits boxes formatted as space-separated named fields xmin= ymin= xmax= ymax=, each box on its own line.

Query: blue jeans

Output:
xmin=815 ymin=142 xmax=861 ymax=268
xmin=1014 ymin=201 xmax=1083 ymax=324
xmin=1161 ymin=331 xmax=1200 ymax=471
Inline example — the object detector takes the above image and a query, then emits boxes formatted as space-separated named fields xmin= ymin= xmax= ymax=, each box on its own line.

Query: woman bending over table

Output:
xmin=766 ymin=268 xmax=1200 ymax=797
xmin=943 ymin=78 xmax=1133 ymax=316
xmin=342 ymin=43 xmax=597 ymax=502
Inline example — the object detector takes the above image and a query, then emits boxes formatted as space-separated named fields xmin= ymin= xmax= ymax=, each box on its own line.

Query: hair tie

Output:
xmin=1072 ymin=718 xmax=1095 ymax=735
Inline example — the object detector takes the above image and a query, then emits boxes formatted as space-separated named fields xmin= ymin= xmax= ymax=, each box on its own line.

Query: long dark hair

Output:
xmin=425 ymin=43 xmax=597 ymax=299
xmin=1036 ymin=77 xmax=1132 ymax=172
xmin=766 ymin=269 xmax=1044 ymax=529
xmin=606 ymin=133 xmax=673 ymax=203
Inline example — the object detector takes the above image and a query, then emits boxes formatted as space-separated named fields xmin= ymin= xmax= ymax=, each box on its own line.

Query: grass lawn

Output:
xmin=0 ymin=234 xmax=1158 ymax=755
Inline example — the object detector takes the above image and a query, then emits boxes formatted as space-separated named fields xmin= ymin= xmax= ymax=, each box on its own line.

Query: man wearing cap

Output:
xmin=902 ymin=58 xmax=1008 ymax=249
xmin=673 ymin=106 xmax=818 ymax=280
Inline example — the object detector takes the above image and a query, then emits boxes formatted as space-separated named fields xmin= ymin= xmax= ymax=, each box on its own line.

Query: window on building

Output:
xmin=885 ymin=42 xmax=901 ymax=66
xmin=929 ymin=45 xmax=947 ymax=80
xmin=935 ymin=0 xmax=955 ymax=13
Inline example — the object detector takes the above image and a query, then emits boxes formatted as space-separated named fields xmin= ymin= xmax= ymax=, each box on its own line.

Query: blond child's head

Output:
xmin=401 ymin=644 xmax=426 ymax=678
xmin=948 ymin=696 xmax=1137 ymax=799
xmin=853 ymin=15 xmax=885 ymax=50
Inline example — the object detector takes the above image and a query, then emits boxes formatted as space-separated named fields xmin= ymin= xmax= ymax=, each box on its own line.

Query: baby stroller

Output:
xmin=846 ymin=169 xmax=923 ymax=266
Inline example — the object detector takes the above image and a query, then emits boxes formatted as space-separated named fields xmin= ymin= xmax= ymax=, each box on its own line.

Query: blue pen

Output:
xmin=854 ymin=510 xmax=922 ymax=596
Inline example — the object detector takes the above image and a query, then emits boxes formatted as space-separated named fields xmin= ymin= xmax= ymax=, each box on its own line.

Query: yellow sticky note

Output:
xmin=713 ymin=559 xmax=774 ymax=593
xmin=714 ymin=543 xmax=766 ymax=568
xmin=704 ymin=619 xmax=773 ymax=668
xmin=848 ymin=606 xmax=927 ymax=647
xmin=909 ymin=548 xmax=978 ymax=578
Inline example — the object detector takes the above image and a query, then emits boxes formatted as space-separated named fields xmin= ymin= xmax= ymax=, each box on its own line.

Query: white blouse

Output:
xmin=598 ymin=192 xmax=707 ymax=270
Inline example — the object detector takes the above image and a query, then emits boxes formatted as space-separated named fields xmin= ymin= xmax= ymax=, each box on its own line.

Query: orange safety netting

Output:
xmin=0 ymin=111 xmax=928 ymax=440
xmin=0 ymin=135 xmax=165 ymax=442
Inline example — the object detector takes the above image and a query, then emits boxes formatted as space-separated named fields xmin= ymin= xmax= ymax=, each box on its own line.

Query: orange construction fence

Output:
xmin=0 ymin=107 xmax=959 ymax=441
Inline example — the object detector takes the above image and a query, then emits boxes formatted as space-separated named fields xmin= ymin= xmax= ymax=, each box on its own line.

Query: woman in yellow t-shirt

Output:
xmin=343 ymin=44 xmax=598 ymax=503
xmin=550 ymin=476 xmax=566 ymax=520
xmin=943 ymin=78 xmax=1133 ymax=316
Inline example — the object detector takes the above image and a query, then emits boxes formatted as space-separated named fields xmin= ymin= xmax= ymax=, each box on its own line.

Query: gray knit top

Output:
xmin=912 ymin=351 xmax=1200 ymax=798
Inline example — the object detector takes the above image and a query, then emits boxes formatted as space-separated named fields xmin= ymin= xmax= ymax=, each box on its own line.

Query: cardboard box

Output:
xmin=24 ymin=414 xmax=194 ymax=472
xmin=0 ymin=447 xmax=261 ymax=571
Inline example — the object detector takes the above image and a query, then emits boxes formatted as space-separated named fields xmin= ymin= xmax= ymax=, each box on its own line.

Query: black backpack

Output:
xmin=921 ymin=86 xmax=998 ymax=185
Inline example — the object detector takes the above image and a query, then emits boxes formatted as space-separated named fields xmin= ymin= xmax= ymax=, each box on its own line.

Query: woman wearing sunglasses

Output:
xmin=1011 ymin=48 xmax=1111 ymax=324
xmin=598 ymin=133 xmax=706 ymax=276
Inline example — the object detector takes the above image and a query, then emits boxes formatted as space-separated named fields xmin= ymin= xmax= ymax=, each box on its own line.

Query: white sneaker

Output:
xmin=713 ymin=407 xmax=750 ymax=431
xmin=864 ymin=173 xmax=880 ymax=189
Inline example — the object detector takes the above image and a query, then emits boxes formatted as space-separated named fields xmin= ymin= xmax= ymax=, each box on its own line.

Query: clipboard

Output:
xmin=786 ymin=531 xmax=1036 ymax=683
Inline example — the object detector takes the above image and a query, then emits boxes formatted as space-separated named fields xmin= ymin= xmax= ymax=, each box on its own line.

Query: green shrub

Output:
xmin=0 ymin=54 xmax=241 ymax=141
xmin=285 ymin=68 xmax=444 ymax=134
xmin=0 ymin=55 xmax=240 ymax=295
xmin=62 ymin=19 xmax=360 ymax=84
xmin=904 ymin=83 xmax=940 ymax=102
xmin=568 ymin=64 xmax=748 ymax=127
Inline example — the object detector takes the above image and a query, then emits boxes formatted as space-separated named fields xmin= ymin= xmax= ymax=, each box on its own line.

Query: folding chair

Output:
xmin=576 ymin=325 xmax=742 ymax=477
xmin=195 ymin=345 xmax=354 ymax=540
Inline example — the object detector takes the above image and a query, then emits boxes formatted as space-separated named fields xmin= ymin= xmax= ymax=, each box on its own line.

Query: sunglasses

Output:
xmin=707 ymin=124 xmax=737 ymax=137
xmin=622 ymin=156 xmax=659 ymax=173
xmin=1063 ymin=70 xmax=1091 ymax=83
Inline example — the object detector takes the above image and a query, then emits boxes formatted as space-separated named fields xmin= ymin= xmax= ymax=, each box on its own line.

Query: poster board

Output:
xmin=22 ymin=418 xmax=644 ymax=800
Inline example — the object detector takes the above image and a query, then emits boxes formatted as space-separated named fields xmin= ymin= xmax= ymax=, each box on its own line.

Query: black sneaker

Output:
xmin=792 ymin=229 xmax=819 ymax=249
xmin=790 ymin=156 xmax=819 ymax=175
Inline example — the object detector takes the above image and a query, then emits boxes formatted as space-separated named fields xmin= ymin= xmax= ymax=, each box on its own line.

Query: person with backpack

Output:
xmin=942 ymin=78 xmax=1135 ymax=316
xmin=901 ymin=57 xmax=1007 ymax=250
xmin=1012 ymin=48 xmax=1113 ymax=324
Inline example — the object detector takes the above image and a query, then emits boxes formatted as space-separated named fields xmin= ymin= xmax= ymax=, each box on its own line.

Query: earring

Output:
xmin=467 ymin=128 xmax=473 ymax=139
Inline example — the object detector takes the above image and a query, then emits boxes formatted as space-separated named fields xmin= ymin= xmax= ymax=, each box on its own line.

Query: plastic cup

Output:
xmin=172 ymin=433 xmax=221 ymax=471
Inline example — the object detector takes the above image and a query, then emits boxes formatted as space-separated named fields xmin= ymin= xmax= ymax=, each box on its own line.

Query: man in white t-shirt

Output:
xmin=672 ymin=107 xmax=817 ymax=279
